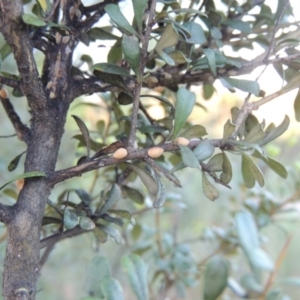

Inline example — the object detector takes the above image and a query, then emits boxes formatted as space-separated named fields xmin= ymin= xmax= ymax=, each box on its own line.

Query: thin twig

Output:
xmin=144 ymin=157 xmax=182 ymax=187
xmin=48 ymin=139 xmax=223 ymax=186
xmin=263 ymin=0 xmax=291 ymax=63
xmin=0 ymin=95 xmax=31 ymax=144
xmin=259 ymin=236 xmax=292 ymax=300
xmin=127 ymin=0 xmax=157 ymax=150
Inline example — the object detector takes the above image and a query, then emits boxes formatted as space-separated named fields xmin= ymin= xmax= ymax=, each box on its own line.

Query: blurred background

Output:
xmin=0 ymin=0 xmax=300 ymax=299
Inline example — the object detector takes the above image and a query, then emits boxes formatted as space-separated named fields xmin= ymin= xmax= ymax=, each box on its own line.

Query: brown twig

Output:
xmin=144 ymin=157 xmax=182 ymax=187
xmin=128 ymin=0 xmax=157 ymax=150
xmin=0 ymin=95 xmax=31 ymax=144
xmin=259 ymin=236 xmax=292 ymax=300
xmin=48 ymin=139 xmax=223 ymax=186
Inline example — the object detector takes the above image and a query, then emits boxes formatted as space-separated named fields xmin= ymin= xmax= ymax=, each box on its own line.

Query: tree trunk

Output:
xmin=0 ymin=1 xmax=74 ymax=298
xmin=3 ymin=108 xmax=69 ymax=299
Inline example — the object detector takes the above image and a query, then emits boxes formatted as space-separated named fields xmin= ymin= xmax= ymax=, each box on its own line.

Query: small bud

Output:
xmin=174 ymin=137 xmax=189 ymax=146
xmin=113 ymin=148 xmax=128 ymax=159
xmin=16 ymin=179 xmax=24 ymax=191
xmin=0 ymin=88 xmax=8 ymax=99
xmin=147 ymin=147 xmax=164 ymax=158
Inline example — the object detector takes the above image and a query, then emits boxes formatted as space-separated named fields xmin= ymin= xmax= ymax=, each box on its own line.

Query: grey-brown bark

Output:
xmin=0 ymin=1 xmax=72 ymax=298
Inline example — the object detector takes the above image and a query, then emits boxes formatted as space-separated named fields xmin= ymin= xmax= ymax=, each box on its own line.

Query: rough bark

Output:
xmin=0 ymin=1 xmax=72 ymax=298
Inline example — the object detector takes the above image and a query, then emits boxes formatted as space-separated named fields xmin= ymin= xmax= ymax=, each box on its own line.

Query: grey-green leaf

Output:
xmin=155 ymin=23 xmax=179 ymax=53
xmin=193 ymin=139 xmax=215 ymax=161
xmin=294 ymin=88 xmax=300 ymax=121
xmin=223 ymin=119 xmax=235 ymax=140
xmin=122 ymin=34 xmax=141 ymax=79
xmin=220 ymin=152 xmax=232 ymax=184
xmin=122 ymin=186 xmax=144 ymax=204
xmin=179 ymin=145 xmax=199 ymax=168
xmin=72 ymin=115 xmax=91 ymax=158
xmin=182 ymin=22 xmax=207 ymax=44
xmin=220 ymin=77 xmax=260 ymax=96
xmin=244 ymin=123 xmax=264 ymax=143
xmin=126 ymin=163 xmax=158 ymax=196
xmin=222 ymin=20 xmax=251 ymax=33
xmin=22 ymin=13 xmax=46 ymax=26
xmin=0 ymin=171 xmax=46 ymax=191
xmin=7 ymin=151 xmax=26 ymax=172
xmin=97 ymin=224 xmax=124 ymax=244
xmin=122 ymin=254 xmax=149 ymax=300
xmin=206 ymin=153 xmax=223 ymax=172
xmin=99 ymin=184 xmax=121 ymax=215
xmin=252 ymin=151 xmax=288 ymax=179
xmin=101 ymin=277 xmax=124 ymax=300
xmin=64 ymin=209 xmax=79 ymax=230
xmin=247 ymin=248 xmax=274 ymax=271
xmin=202 ymin=172 xmax=219 ymax=201
xmin=203 ymin=49 xmax=216 ymax=77
xmin=85 ymin=256 xmax=111 ymax=297
xmin=152 ymin=174 xmax=166 ymax=208
xmin=92 ymin=63 xmax=131 ymax=77
xmin=105 ymin=4 xmax=137 ymax=36
xmin=173 ymin=87 xmax=196 ymax=138
xmin=180 ymin=125 xmax=207 ymax=139
xmin=203 ymin=256 xmax=228 ymax=300
xmin=241 ymin=152 xmax=264 ymax=188
xmin=132 ymin=0 xmax=148 ymax=34
xmin=260 ymin=115 xmax=289 ymax=146
xmin=235 ymin=211 xmax=260 ymax=251
xmin=79 ymin=216 xmax=95 ymax=230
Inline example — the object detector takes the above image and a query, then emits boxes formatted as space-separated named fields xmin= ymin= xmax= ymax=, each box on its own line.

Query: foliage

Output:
xmin=0 ymin=0 xmax=300 ymax=299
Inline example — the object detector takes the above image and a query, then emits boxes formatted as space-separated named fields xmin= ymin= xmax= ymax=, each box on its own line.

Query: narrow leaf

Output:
xmin=155 ymin=23 xmax=179 ymax=53
xmin=173 ymin=88 xmax=196 ymax=138
xmin=97 ymin=224 xmax=124 ymax=244
xmin=74 ymin=189 xmax=91 ymax=205
xmin=99 ymin=184 xmax=122 ymax=215
xmin=180 ymin=125 xmax=207 ymax=139
xmin=241 ymin=152 xmax=264 ymax=188
xmin=123 ymin=186 xmax=144 ymax=204
xmin=132 ymin=0 xmax=148 ymax=34
xmin=122 ymin=254 xmax=149 ymax=300
xmin=92 ymin=63 xmax=131 ymax=77
xmin=22 ymin=13 xmax=46 ymax=26
xmin=0 ymin=171 xmax=46 ymax=191
xmin=260 ymin=115 xmax=289 ymax=146
xmin=235 ymin=211 xmax=259 ymax=251
xmin=101 ymin=277 xmax=124 ymax=300
xmin=85 ymin=256 xmax=111 ymax=297
xmin=105 ymin=4 xmax=137 ymax=36
xmin=223 ymin=119 xmax=235 ymax=140
xmin=220 ymin=152 xmax=232 ymax=184
xmin=7 ymin=151 xmax=26 ymax=172
xmin=244 ymin=123 xmax=264 ymax=143
xmin=122 ymin=34 xmax=141 ymax=79
xmin=206 ymin=153 xmax=223 ymax=172
xmin=126 ymin=163 xmax=158 ymax=196
xmin=203 ymin=49 xmax=216 ymax=77
xmin=252 ymin=151 xmax=288 ymax=179
xmin=221 ymin=77 xmax=260 ymax=96
xmin=72 ymin=115 xmax=91 ymax=158
xmin=294 ymin=88 xmax=300 ymax=121
xmin=202 ymin=172 xmax=219 ymax=201
xmin=152 ymin=174 xmax=166 ymax=208
xmin=179 ymin=145 xmax=199 ymax=168
xmin=203 ymin=256 xmax=228 ymax=300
